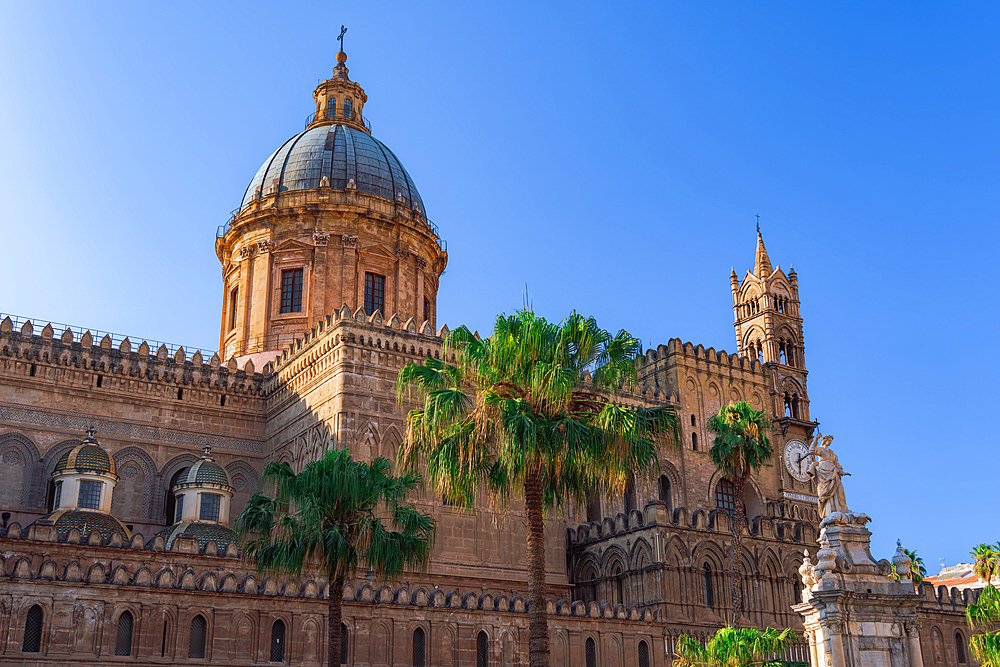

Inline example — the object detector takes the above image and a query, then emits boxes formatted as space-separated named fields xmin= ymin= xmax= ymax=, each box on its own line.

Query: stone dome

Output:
xmin=35 ymin=509 xmax=131 ymax=543
xmin=53 ymin=440 xmax=116 ymax=477
xmin=153 ymin=521 xmax=237 ymax=552
xmin=240 ymin=124 xmax=425 ymax=215
xmin=175 ymin=455 xmax=232 ymax=489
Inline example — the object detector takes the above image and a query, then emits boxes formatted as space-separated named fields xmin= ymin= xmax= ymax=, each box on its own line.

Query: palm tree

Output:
xmin=675 ymin=626 xmax=798 ymax=667
xmin=397 ymin=309 xmax=679 ymax=667
xmin=235 ymin=449 xmax=435 ymax=667
xmin=967 ymin=542 xmax=1000 ymax=667
xmin=707 ymin=401 xmax=774 ymax=628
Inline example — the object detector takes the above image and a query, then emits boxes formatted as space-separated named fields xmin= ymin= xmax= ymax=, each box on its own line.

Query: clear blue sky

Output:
xmin=1 ymin=2 xmax=996 ymax=569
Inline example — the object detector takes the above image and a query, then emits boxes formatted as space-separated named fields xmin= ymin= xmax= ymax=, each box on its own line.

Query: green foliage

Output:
xmin=396 ymin=308 xmax=680 ymax=509
xmin=706 ymin=402 xmax=774 ymax=483
xmin=234 ymin=448 xmax=435 ymax=583
xmin=674 ymin=626 xmax=798 ymax=667
xmin=967 ymin=542 xmax=1000 ymax=667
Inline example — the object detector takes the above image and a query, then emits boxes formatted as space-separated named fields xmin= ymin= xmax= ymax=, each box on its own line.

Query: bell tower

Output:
xmin=731 ymin=226 xmax=818 ymax=499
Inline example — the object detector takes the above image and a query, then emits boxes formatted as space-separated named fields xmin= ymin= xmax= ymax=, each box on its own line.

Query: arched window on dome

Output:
xmin=343 ymin=98 xmax=353 ymax=120
xmin=327 ymin=98 xmax=336 ymax=118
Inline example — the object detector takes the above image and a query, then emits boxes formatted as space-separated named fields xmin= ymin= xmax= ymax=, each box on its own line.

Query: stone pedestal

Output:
xmin=794 ymin=518 xmax=924 ymax=667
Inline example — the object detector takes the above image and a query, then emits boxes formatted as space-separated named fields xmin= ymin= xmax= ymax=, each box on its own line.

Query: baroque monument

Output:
xmin=0 ymin=43 xmax=975 ymax=667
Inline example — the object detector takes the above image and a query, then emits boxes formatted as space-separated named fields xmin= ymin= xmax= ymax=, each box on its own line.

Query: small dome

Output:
xmin=241 ymin=124 xmax=425 ymax=214
xmin=33 ymin=509 xmax=131 ymax=543
xmin=53 ymin=436 xmax=116 ymax=477
xmin=153 ymin=521 xmax=237 ymax=552
xmin=173 ymin=447 xmax=233 ymax=489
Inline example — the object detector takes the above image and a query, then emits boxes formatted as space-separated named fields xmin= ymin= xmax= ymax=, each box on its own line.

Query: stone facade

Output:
xmin=0 ymin=52 xmax=975 ymax=666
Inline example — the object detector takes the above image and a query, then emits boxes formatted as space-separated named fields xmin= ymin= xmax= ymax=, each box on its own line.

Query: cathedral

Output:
xmin=0 ymin=48 xmax=973 ymax=667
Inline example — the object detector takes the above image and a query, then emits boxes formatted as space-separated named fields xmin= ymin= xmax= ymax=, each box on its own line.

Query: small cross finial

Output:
xmin=202 ymin=444 xmax=213 ymax=460
xmin=338 ymin=25 xmax=347 ymax=53
xmin=84 ymin=427 xmax=96 ymax=442
xmin=756 ymin=214 xmax=760 ymax=234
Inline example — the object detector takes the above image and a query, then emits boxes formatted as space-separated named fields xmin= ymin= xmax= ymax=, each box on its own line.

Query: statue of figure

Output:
xmin=805 ymin=433 xmax=850 ymax=518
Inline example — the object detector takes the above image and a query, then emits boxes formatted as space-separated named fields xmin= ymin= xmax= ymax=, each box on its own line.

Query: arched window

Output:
xmin=165 ymin=467 xmax=188 ymax=524
xmin=327 ymin=98 xmax=336 ymax=118
xmin=703 ymin=564 xmax=715 ymax=607
xmin=956 ymin=632 xmax=967 ymax=665
xmin=791 ymin=394 xmax=800 ymax=420
xmin=615 ymin=567 xmax=624 ymax=605
xmin=343 ymin=98 xmax=353 ymax=119
xmin=115 ymin=610 xmax=134 ymax=656
xmin=638 ymin=640 xmax=650 ymax=667
xmin=783 ymin=393 xmax=792 ymax=418
xmin=624 ymin=474 xmax=636 ymax=514
xmin=188 ymin=614 xmax=207 ymax=659
xmin=692 ymin=432 xmax=698 ymax=450
xmin=658 ymin=475 xmax=671 ymax=510
xmin=715 ymin=479 xmax=736 ymax=513
xmin=477 ymin=630 xmax=489 ymax=667
xmin=270 ymin=619 xmax=285 ymax=663
xmin=413 ymin=627 xmax=426 ymax=667
xmin=22 ymin=604 xmax=43 ymax=653
xmin=585 ymin=637 xmax=597 ymax=667
xmin=341 ymin=623 xmax=349 ymax=664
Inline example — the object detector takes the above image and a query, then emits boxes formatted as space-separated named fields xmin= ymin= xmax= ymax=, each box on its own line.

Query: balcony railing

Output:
xmin=304 ymin=111 xmax=372 ymax=132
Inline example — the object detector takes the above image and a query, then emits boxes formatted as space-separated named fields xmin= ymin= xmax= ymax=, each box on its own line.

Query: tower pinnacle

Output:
xmin=754 ymin=229 xmax=772 ymax=278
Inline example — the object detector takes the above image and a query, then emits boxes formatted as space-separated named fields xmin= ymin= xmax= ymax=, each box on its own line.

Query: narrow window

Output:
xmin=165 ymin=468 xmax=188 ymax=524
xmin=714 ymin=479 xmax=736 ymax=513
xmin=624 ymin=474 xmax=636 ymax=514
xmin=115 ymin=610 xmax=134 ymax=656
xmin=690 ymin=414 xmax=696 ymax=427
xmin=78 ymin=480 xmax=102 ymax=510
xmin=161 ymin=619 xmax=169 ymax=657
xmin=586 ymin=494 xmax=601 ymax=523
xmin=343 ymin=98 xmax=353 ymax=119
xmin=280 ymin=268 xmax=304 ymax=314
xmin=784 ymin=393 xmax=792 ymax=418
xmin=29 ymin=364 xmax=36 ymax=377
xmin=477 ymin=630 xmax=489 ymax=667
xmin=177 ymin=388 xmax=183 ymax=400
xmin=615 ymin=568 xmax=624 ymax=604
xmin=692 ymin=432 xmax=698 ymax=450
xmin=96 ymin=374 xmax=103 ymax=388
xmin=229 ymin=287 xmax=239 ymax=331
xmin=638 ymin=640 xmax=650 ymax=667
xmin=52 ymin=481 xmax=62 ymax=510
xmin=188 ymin=614 xmax=207 ymax=659
xmin=585 ymin=637 xmax=597 ymax=667
xmin=22 ymin=604 xmax=43 ymax=653
xmin=199 ymin=493 xmax=221 ymax=522
xmin=220 ymin=395 xmax=226 ymax=407
xmin=364 ymin=272 xmax=385 ymax=316
xmin=341 ymin=623 xmax=349 ymax=665
xmin=792 ymin=394 xmax=800 ymax=420
xmin=412 ymin=627 xmax=426 ymax=667
xmin=658 ymin=475 xmax=671 ymax=510
xmin=956 ymin=632 xmax=967 ymax=664
xmin=327 ymin=98 xmax=336 ymax=118
xmin=174 ymin=495 xmax=185 ymax=522
xmin=270 ymin=619 xmax=285 ymax=663
xmin=703 ymin=564 xmax=715 ymax=607
xmin=423 ymin=296 xmax=431 ymax=324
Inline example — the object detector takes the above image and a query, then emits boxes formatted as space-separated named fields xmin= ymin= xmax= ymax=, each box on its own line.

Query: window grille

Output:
xmin=199 ymin=493 xmax=221 ymax=522
xmin=115 ymin=611 xmax=134 ymax=656
xmin=476 ymin=630 xmax=489 ymax=667
xmin=343 ymin=98 xmax=353 ymax=119
xmin=585 ymin=637 xmax=597 ymax=667
xmin=270 ymin=619 xmax=285 ymax=663
xmin=341 ymin=623 xmax=349 ymax=664
xmin=53 ymin=481 xmax=62 ymax=509
xmin=280 ymin=269 xmax=304 ymax=314
xmin=189 ymin=614 xmax=207 ymax=659
xmin=638 ymin=640 xmax=650 ymax=667
xmin=714 ymin=479 xmax=736 ymax=513
xmin=78 ymin=480 xmax=102 ymax=510
xmin=175 ymin=495 xmax=184 ymax=522
xmin=327 ymin=99 xmax=336 ymax=118
xmin=364 ymin=272 xmax=385 ymax=316
xmin=21 ymin=605 xmax=43 ymax=653
xmin=412 ymin=627 xmax=425 ymax=666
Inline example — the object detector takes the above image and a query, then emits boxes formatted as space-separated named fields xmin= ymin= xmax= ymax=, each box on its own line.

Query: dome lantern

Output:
xmin=169 ymin=446 xmax=235 ymax=525
xmin=310 ymin=43 xmax=369 ymax=134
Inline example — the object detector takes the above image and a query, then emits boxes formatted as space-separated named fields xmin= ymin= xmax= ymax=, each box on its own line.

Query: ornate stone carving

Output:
xmin=238 ymin=246 xmax=255 ymax=259
xmin=798 ymin=549 xmax=819 ymax=599
xmin=341 ymin=234 xmax=358 ymax=247
xmin=893 ymin=540 xmax=913 ymax=581
xmin=257 ymin=240 xmax=272 ymax=253
xmin=346 ymin=178 xmax=357 ymax=190
xmin=313 ymin=232 xmax=330 ymax=246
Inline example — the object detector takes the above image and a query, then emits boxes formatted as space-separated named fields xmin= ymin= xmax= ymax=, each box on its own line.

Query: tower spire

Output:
xmin=754 ymin=226 xmax=772 ymax=278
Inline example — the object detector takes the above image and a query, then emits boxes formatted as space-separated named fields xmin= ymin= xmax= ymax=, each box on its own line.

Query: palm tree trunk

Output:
xmin=328 ymin=568 xmax=346 ymax=667
xmin=731 ymin=473 xmax=747 ymax=628
xmin=525 ymin=468 xmax=550 ymax=667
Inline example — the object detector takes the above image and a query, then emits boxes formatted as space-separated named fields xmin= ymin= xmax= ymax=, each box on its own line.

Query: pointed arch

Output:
xmin=0 ymin=431 xmax=41 ymax=510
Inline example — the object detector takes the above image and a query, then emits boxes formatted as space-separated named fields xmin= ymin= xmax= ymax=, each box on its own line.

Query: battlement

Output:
xmin=641 ymin=338 xmax=764 ymax=374
xmin=567 ymin=500 xmax=818 ymax=547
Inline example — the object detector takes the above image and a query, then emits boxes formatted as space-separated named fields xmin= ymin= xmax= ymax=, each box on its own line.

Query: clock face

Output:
xmin=783 ymin=440 xmax=812 ymax=482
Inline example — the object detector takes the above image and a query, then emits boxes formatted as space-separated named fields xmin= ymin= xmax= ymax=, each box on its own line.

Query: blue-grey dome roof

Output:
xmin=242 ymin=124 xmax=425 ymax=214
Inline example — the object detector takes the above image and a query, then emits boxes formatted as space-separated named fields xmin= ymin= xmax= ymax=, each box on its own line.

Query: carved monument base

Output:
xmin=794 ymin=520 xmax=924 ymax=667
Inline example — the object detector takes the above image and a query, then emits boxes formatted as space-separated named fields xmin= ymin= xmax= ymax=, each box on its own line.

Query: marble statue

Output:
xmin=805 ymin=433 xmax=850 ymax=517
